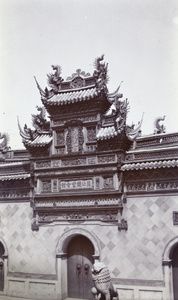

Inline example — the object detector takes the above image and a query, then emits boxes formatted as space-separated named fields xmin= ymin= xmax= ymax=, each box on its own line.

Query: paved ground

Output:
xmin=0 ymin=297 xmax=87 ymax=300
xmin=0 ymin=296 xmax=36 ymax=300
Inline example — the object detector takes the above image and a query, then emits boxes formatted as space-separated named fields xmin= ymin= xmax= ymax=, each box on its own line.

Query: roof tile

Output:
xmin=45 ymin=87 xmax=98 ymax=105
xmin=96 ymin=126 xmax=117 ymax=140
xmin=121 ymin=159 xmax=178 ymax=171
xmin=25 ymin=134 xmax=52 ymax=147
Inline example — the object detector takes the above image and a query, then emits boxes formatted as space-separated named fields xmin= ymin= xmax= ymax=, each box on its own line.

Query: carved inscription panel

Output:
xmin=40 ymin=175 xmax=117 ymax=193
xmin=60 ymin=179 xmax=93 ymax=190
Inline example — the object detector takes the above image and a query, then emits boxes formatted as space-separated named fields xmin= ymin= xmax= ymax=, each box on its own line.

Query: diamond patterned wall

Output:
xmin=0 ymin=194 xmax=177 ymax=281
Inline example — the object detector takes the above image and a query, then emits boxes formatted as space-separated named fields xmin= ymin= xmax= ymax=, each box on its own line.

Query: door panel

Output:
xmin=0 ymin=243 xmax=4 ymax=291
xmin=67 ymin=235 xmax=94 ymax=299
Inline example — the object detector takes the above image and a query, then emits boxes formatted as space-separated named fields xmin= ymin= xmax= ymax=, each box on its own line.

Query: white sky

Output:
xmin=0 ymin=0 xmax=178 ymax=149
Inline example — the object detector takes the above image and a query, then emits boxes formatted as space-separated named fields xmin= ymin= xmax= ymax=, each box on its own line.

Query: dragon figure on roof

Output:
xmin=93 ymin=54 xmax=109 ymax=91
xmin=47 ymin=65 xmax=64 ymax=93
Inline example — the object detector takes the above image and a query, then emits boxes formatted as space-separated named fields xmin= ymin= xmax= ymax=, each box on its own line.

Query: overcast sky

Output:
xmin=0 ymin=0 xmax=178 ymax=149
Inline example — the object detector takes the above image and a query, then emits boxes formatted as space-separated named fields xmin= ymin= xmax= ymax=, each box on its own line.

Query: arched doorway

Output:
xmin=67 ymin=235 xmax=94 ymax=299
xmin=171 ymin=243 xmax=178 ymax=300
xmin=0 ymin=242 xmax=5 ymax=291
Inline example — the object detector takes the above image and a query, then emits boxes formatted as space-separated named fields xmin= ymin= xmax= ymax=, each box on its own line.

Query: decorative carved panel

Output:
xmin=66 ymin=125 xmax=84 ymax=154
xmin=71 ymin=127 xmax=79 ymax=152
xmin=70 ymin=77 xmax=85 ymax=89
xmin=103 ymin=177 xmax=113 ymax=189
xmin=125 ymin=181 xmax=178 ymax=193
xmin=56 ymin=131 xmax=65 ymax=146
xmin=98 ymin=155 xmax=116 ymax=163
xmin=42 ymin=181 xmax=51 ymax=192
xmin=36 ymin=161 xmax=51 ymax=168
xmin=173 ymin=212 xmax=178 ymax=225
xmin=87 ymin=126 xmax=96 ymax=141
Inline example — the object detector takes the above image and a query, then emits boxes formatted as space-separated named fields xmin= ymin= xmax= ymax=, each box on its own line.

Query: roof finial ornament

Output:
xmin=17 ymin=116 xmax=37 ymax=142
xmin=31 ymin=106 xmax=49 ymax=132
xmin=47 ymin=65 xmax=64 ymax=93
xmin=93 ymin=54 xmax=109 ymax=91
xmin=153 ymin=115 xmax=166 ymax=134
xmin=0 ymin=132 xmax=10 ymax=153
xmin=107 ymin=81 xmax=123 ymax=103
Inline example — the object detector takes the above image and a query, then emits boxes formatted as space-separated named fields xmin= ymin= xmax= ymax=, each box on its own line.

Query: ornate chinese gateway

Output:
xmin=0 ymin=56 xmax=178 ymax=300
xmin=18 ymin=55 xmax=142 ymax=231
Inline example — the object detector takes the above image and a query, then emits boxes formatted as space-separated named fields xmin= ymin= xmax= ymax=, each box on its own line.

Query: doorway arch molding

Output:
xmin=162 ymin=236 xmax=178 ymax=300
xmin=163 ymin=236 xmax=178 ymax=263
xmin=56 ymin=227 xmax=101 ymax=257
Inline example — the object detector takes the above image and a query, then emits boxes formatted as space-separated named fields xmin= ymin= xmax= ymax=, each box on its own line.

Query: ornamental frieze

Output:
xmin=35 ymin=197 xmax=121 ymax=208
xmin=123 ymin=168 xmax=178 ymax=181
xmin=136 ymin=134 xmax=178 ymax=149
xmin=37 ymin=210 xmax=119 ymax=224
xmin=35 ymin=166 xmax=117 ymax=177
xmin=126 ymin=183 xmax=145 ymax=192
xmin=156 ymin=181 xmax=178 ymax=190
xmin=132 ymin=149 xmax=178 ymax=160
xmin=125 ymin=181 xmax=178 ymax=192
xmin=52 ymin=115 xmax=98 ymax=127
xmin=61 ymin=157 xmax=86 ymax=166
xmin=0 ymin=189 xmax=30 ymax=199
xmin=35 ymin=154 xmax=117 ymax=169
xmin=0 ymin=179 xmax=29 ymax=189
xmin=98 ymin=155 xmax=116 ymax=163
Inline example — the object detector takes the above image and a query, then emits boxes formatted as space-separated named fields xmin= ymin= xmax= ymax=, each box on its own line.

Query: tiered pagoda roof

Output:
xmin=19 ymin=55 xmax=142 ymax=151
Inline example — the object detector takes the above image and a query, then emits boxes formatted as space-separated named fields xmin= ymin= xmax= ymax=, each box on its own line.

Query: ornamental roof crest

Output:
xmin=66 ymin=69 xmax=91 ymax=89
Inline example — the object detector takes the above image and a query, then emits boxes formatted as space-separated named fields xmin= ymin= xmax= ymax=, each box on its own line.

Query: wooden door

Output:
xmin=172 ymin=244 xmax=178 ymax=300
xmin=0 ymin=242 xmax=4 ymax=291
xmin=67 ymin=235 xmax=94 ymax=299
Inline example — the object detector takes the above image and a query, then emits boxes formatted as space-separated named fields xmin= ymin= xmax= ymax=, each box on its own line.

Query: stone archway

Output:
xmin=56 ymin=227 xmax=101 ymax=257
xmin=0 ymin=238 xmax=8 ymax=293
xmin=162 ymin=237 xmax=178 ymax=300
xmin=171 ymin=243 xmax=178 ymax=300
xmin=56 ymin=228 xmax=101 ymax=300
